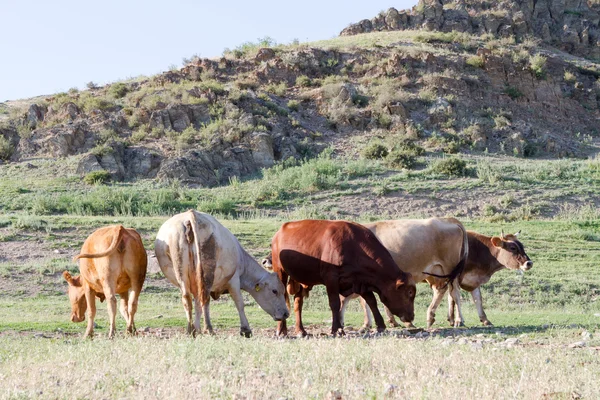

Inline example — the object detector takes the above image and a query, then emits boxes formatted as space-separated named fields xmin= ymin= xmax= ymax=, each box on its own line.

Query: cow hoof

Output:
xmin=276 ymin=329 xmax=288 ymax=338
xmin=376 ymin=327 xmax=386 ymax=334
xmin=404 ymin=322 xmax=416 ymax=329
xmin=358 ymin=326 xmax=371 ymax=334
xmin=482 ymin=320 xmax=493 ymax=326
xmin=388 ymin=320 xmax=400 ymax=328
xmin=240 ymin=330 xmax=252 ymax=338
xmin=454 ymin=321 xmax=465 ymax=328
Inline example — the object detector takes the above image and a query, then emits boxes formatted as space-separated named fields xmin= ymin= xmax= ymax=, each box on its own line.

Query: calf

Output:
xmin=63 ymin=225 xmax=147 ymax=338
xmin=271 ymin=219 xmax=416 ymax=337
xmin=155 ymin=210 xmax=288 ymax=337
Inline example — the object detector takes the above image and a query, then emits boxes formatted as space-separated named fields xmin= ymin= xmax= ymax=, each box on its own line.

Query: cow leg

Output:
xmin=339 ymin=295 xmax=348 ymax=327
xmin=383 ymin=306 xmax=402 ymax=328
xmin=449 ymin=281 xmax=465 ymax=327
xmin=293 ymin=293 xmax=308 ymax=337
xmin=119 ymin=291 xmax=130 ymax=324
xmin=325 ymin=285 xmax=344 ymax=336
xmin=275 ymin=270 xmax=289 ymax=337
xmin=181 ymin=293 xmax=195 ymax=335
xmin=193 ymin=298 xmax=202 ymax=335
xmin=200 ymin=298 xmax=214 ymax=335
xmin=447 ymin=292 xmax=456 ymax=326
xmin=83 ymin=287 xmax=96 ymax=339
xmin=227 ymin=282 xmax=252 ymax=338
xmin=359 ymin=296 xmax=374 ymax=331
xmin=103 ymin=286 xmax=118 ymax=339
xmin=361 ymin=292 xmax=386 ymax=333
xmin=127 ymin=279 xmax=142 ymax=335
xmin=426 ymin=285 xmax=447 ymax=329
xmin=471 ymin=288 xmax=492 ymax=326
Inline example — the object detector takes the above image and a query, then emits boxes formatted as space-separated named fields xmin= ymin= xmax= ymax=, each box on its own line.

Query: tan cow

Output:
xmin=155 ymin=210 xmax=289 ymax=337
xmin=339 ymin=218 xmax=468 ymax=329
xmin=63 ymin=225 xmax=147 ymax=338
xmin=341 ymin=227 xmax=533 ymax=329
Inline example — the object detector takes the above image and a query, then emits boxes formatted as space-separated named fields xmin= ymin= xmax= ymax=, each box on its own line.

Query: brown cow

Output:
xmin=63 ymin=225 xmax=147 ymax=338
xmin=447 ymin=230 xmax=533 ymax=326
xmin=271 ymin=219 xmax=416 ymax=337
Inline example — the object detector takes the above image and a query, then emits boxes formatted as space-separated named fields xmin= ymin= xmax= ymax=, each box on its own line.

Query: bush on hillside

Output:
xmin=0 ymin=136 xmax=14 ymax=160
xmin=432 ymin=157 xmax=467 ymax=176
xmin=108 ymin=82 xmax=128 ymax=99
xmin=386 ymin=150 xmax=416 ymax=169
xmin=83 ymin=171 xmax=111 ymax=185
xmin=362 ymin=143 xmax=388 ymax=160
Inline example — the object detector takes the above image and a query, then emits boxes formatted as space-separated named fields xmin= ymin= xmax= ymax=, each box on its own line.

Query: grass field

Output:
xmin=1 ymin=214 xmax=599 ymax=399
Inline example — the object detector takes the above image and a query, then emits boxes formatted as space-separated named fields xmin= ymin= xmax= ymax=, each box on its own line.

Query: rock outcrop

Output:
xmin=341 ymin=0 xmax=600 ymax=59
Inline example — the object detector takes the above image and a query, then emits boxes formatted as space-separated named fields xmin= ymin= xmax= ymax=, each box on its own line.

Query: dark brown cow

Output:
xmin=271 ymin=219 xmax=416 ymax=337
xmin=447 ymin=230 xmax=533 ymax=326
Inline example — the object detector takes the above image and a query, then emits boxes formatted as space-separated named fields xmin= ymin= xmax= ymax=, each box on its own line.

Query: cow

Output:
xmin=337 ymin=218 xmax=468 ymax=330
xmin=270 ymin=219 xmax=416 ymax=337
xmin=446 ymin=230 xmax=533 ymax=326
xmin=63 ymin=225 xmax=147 ymax=339
xmin=154 ymin=210 xmax=289 ymax=337
xmin=341 ymin=225 xmax=532 ymax=329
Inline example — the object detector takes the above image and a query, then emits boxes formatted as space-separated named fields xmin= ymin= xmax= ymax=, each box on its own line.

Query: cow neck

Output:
xmin=237 ymin=247 xmax=267 ymax=290
xmin=470 ymin=233 xmax=505 ymax=273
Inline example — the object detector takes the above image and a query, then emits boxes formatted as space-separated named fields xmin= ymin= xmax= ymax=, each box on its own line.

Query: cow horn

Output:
xmin=514 ymin=230 xmax=521 ymax=237
xmin=501 ymin=229 xmax=506 ymax=239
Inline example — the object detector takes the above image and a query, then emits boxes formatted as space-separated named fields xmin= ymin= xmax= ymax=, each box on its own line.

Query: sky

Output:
xmin=1 ymin=0 xmax=417 ymax=102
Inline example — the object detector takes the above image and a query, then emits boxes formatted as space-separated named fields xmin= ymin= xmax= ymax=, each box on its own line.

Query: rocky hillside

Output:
xmin=1 ymin=1 xmax=600 ymax=187
xmin=342 ymin=0 xmax=600 ymax=59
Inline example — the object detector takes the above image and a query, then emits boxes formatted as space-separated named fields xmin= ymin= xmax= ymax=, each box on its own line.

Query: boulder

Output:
xmin=76 ymin=154 xmax=104 ymax=175
xmin=27 ymin=104 xmax=46 ymax=129
xmin=251 ymin=132 xmax=275 ymax=168
xmin=255 ymin=48 xmax=276 ymax=62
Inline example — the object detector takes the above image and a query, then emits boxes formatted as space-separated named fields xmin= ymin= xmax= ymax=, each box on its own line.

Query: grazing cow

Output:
xmin=63 ymin=225 xmax=147 ymax=338
xmin=270 ymin=219 xmax=416 ymax=337
xmin=446 ymin=230 xmax=533 ymax=326
xmin=155 ymin=210 xmax=288 ymax=337
xmin=338 ymin=218 xmax=468 ymax=329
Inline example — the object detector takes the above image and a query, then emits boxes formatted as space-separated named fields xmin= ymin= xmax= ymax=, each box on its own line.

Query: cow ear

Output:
xmin=395 ymin=278 xmax=405 ymax=290
xmin=491 ymin=236 xmax=503 ymax=247
xmin=63 ymin=271 xmax=74 ymax=285
xmin=261 ymin=258 xmax=272 ymax=270
xmin=97 ymin=293 xmax=106 ymax=303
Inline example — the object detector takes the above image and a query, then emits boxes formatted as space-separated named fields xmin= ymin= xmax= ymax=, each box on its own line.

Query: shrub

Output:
xmin=83 ymin=170 xmax=111 ymax=185
xmin=564 ymin=71 xmax=576 ymax=82
xmin=432 ymin=157 xmax=467 ymax=176
xmin=86 ymin=81 xmax=98 ymax=90
xmin=386 ymin=150 xmax=416 ymax=169
xmin=466 ymin=55 xmax=485 ymax=68
xmin=504 ymin=86 xmax=523 ymax=100
xmin=287 ymin=100 xmax=300 ymax=112
xmin=351 ymin=93 xmax=369 ymax=107
xmin=108 ymin=82 xmax=128 ymax=99
xmin=362 ymin=143 xmax=388 ymax=160
xmin=529 ymin=54 xmax=547 ymax=79
xmin=0 ymin=136 xmax=14 ymax=160
xmin=296 ymin=75 xmax=312 ymax=87
xmin=393 ymin=139 xmax=425 ymax=156
xmin=265 ymin=82 xmax=287 ymax=96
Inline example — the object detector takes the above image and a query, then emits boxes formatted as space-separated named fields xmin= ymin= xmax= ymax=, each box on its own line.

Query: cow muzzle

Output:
xmin=520 ymin=261 xmax=533 ymax=271
xmin=273 ymin=311 xmax=290 ymax=321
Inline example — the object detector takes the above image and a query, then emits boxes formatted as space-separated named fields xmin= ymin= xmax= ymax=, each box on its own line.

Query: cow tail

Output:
xmin=445 ymin=223 xmax=469 ymax=290
xmin=187 ymin=211 xmax=216 ymax=306
xmin=73 ymin=225 xmax=125 ymax=261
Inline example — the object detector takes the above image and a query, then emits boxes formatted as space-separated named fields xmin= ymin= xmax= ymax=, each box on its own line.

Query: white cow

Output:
xmin=155 ymin=210 xmax=289 ymax=337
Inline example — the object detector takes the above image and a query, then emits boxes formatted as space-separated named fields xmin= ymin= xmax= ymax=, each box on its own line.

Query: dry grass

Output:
xmin=1 ymin=334 xmax=598 ymax=399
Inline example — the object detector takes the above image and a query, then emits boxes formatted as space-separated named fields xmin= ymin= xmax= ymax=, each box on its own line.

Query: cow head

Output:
xmin=63 ymin=271 xmax=86 ymax=323
xmin=379 ymin=272 xmax=416 ymax=323
xmin=248 ymin=272 xmax=289 ymax=321
xmin=490 ymin=230 xmax=533 ymax=271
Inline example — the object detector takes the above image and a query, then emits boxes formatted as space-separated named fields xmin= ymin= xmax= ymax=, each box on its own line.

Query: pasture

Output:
xmin=1 ymin=214 xmax=599 ymax=399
